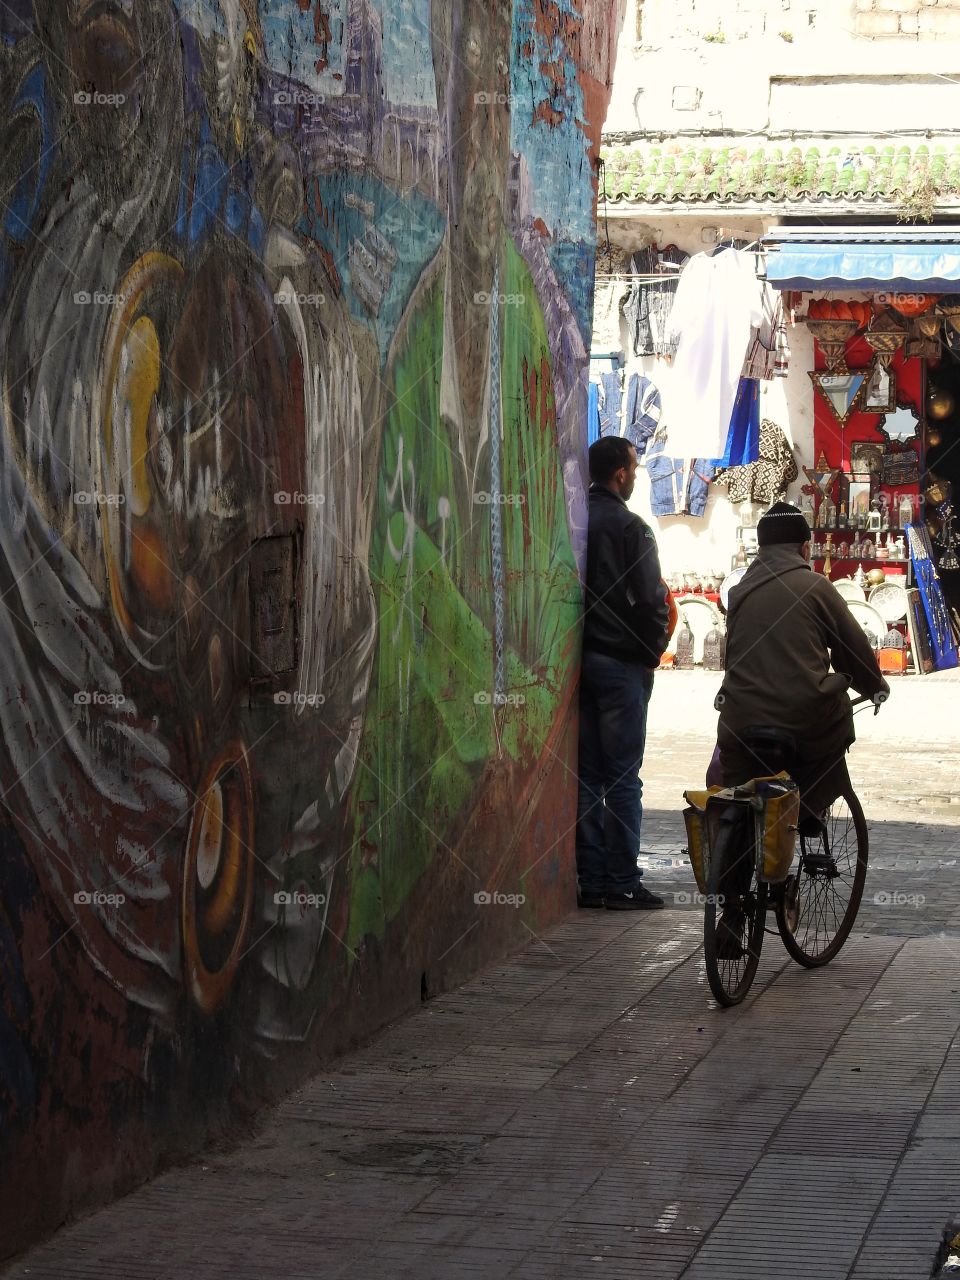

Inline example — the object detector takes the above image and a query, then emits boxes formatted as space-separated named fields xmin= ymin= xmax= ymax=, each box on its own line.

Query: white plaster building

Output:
xmin=598 ymin=0 xmax=960 ymax=579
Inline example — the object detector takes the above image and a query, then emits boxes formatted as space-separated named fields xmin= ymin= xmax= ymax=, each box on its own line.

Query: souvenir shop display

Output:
xmin=878 ymin=403 xmax=922 ymax=444
xmin=846 ymin=600 xmax=888 ymax=650
xmin=869 ymin=579 xmax=909 ymax=624
xmin=803 ymin=299 xmax=870 ymax=370
xmin=809 ymin=369 xmax=867 ymax=425
xmin=719 ymin=566 xmax=748 ymax=612
xmin=907 ymin=523 xmax=960 ymax=670
xmin=673 ymin=620 xmax=695 ymax=670
xmin=833 ymin=578 xmax=866 ymax=604
xmin=907 ymin=587 xmax=936 ymax=674
xmin=862 ymin=360 xmax=897 ymax=413
xmin=879 ymin=627 xmax=908 ymax=675
xmin=668 ymin=597 xmax=723 ymax=666
xmin=702 ymin=626 xmax=726 ymax=672
xmin=882 ymin=445 xmax=920 ymax=486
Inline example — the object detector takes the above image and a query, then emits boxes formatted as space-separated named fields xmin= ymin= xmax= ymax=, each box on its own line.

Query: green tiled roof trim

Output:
xmin=600 ymin=142 xmax=960 ymax=206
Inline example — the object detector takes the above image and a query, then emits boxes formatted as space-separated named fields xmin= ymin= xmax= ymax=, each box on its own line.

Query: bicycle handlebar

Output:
xmin=851 ymin=689 xmax=889 ymax=715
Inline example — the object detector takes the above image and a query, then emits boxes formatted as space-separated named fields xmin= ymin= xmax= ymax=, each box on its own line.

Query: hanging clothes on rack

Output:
xmin=714 ymin=419 xmax=798 ymax=505
xmin=621 ymin=245 xmax=689 ymax=358
xmin=659 ymin=249 xmax=765 ymax=460
xmin=591 ymin=275 xmax=627 ymax=353
xmin=644 ymin=427 xmax=717 ymax=519
xmin=598 ymin=369 xmax=623 ymax=437
xmin=587 ymin=381 xmax=601 ymax=446
xmin=623 ymin=373 xmax=662 ymax=457
xmin=716 ymin=378 xmax=761 ymax=469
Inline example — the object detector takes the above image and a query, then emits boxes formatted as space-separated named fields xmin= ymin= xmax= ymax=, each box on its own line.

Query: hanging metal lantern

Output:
xmin=928 ymin=388 xmax=955 ymax=421
xmin=674 ymin=620 xmax=695 ymax=670
xmin=702 ymin=626 xmax=726 ymax=672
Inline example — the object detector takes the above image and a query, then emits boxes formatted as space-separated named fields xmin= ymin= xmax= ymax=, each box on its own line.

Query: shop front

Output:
xmin=591 ymin=147 xmax=960 ymax=677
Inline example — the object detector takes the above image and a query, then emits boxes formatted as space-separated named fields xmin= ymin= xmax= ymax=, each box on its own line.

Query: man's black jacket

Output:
xmin=583 ymin=485 xmax=668 ymax=668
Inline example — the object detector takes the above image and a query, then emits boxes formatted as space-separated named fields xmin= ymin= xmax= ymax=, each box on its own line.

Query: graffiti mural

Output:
xmin=0 ymin=0 xmax=621 ymax=1254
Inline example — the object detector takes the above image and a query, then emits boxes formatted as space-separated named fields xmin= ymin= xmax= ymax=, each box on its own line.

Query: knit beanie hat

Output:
xmin=757 ymin=501 xmax=812 ymax=547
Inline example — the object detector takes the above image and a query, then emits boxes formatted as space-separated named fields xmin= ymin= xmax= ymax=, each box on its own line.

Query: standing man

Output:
xmin=577 ymin=437 xmax=669 ymax=909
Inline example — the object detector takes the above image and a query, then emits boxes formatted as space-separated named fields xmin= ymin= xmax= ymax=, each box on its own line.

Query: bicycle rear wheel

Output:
xmin=776 ymin=786 xmax=868 ymax=968
xmin=703 ymin=813 xmax=767 ymax=1007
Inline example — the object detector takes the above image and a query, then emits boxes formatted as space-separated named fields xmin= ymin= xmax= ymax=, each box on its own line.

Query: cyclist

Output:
xmin=713 ymin=501 xmax=889 ymax=953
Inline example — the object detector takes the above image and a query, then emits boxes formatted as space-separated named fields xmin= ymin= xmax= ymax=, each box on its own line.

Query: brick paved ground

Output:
xmin=6 ymin=672 xmax=960 ymax=1280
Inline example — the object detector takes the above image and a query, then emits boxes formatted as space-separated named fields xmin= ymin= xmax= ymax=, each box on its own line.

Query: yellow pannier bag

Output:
xmin=751 ymin=774 xmax=800 ymax=882
xmin=682 ymin=773 xmax=799 ymax=891
xmin=682 ymin=787 xmax=724 ymax=895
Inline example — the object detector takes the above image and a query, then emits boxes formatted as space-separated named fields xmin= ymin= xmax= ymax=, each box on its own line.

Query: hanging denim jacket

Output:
xmin=644 ymin=431 xmax=717 ymax=518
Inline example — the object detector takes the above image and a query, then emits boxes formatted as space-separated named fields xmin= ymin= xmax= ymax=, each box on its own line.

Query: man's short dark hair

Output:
xmin=589 ymin=436 xmax=636 ymax=485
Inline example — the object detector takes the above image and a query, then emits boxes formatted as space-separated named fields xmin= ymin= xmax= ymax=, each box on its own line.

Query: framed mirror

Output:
xmin=878 ymin=401 xmax=922 ymax=444
xmin=809 ymin=370 xmax=867 ymax=426
xmin=862 ymin=360 xmax=897 ymax=413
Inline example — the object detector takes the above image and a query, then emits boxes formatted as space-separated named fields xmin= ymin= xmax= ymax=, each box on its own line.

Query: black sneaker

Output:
xmin=605 ymin=884 xmax=665 ymax=911
xmin=578 ymin=890 xmax=606 ymax=909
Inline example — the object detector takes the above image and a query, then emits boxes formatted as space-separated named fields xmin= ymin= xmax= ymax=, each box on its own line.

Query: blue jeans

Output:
xmin=576 ymin=650 xmax=654 ymax=895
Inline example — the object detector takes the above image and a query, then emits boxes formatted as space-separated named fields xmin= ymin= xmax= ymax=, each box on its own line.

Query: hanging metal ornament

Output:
xmin=938 ymin=505 xmax=960 ymax=570
xmin=864 ymin=306 xmax=909 ymax=369
xmin=928 ymin=387 xmax=955 ymax=421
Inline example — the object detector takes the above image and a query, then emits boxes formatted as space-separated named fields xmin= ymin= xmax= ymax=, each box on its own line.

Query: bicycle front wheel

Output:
xmin=776 ymin=787 xmax=868 ymax=968
xmin=703 ymin=815 xmax=767 ymax=1007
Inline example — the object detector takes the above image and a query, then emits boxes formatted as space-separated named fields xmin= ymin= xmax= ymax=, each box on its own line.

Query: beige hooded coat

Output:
xmin=716 ymin=545 xmax=886 ymax=808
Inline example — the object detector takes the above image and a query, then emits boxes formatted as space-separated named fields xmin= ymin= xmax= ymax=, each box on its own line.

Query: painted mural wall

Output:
xmin=0 ymin=0 xmax=621 ymax=1255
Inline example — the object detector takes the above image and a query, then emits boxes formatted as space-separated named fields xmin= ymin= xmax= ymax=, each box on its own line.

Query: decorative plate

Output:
xmin=868 ymin=580 xmax=909 ymax=624
xmin=719 ymin=567 xmax=748 ymax=612
xmin=845 ymin=599 xmax=888 ymax=649
xmin=668 ymin=596 xmax=722 ymax=663
xmin=832 ymin=578 xmax=867 ymax=604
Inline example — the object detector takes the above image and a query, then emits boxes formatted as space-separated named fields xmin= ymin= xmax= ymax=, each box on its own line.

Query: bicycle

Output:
xmin=700 ymin=691 xmax=886 ymax=1007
